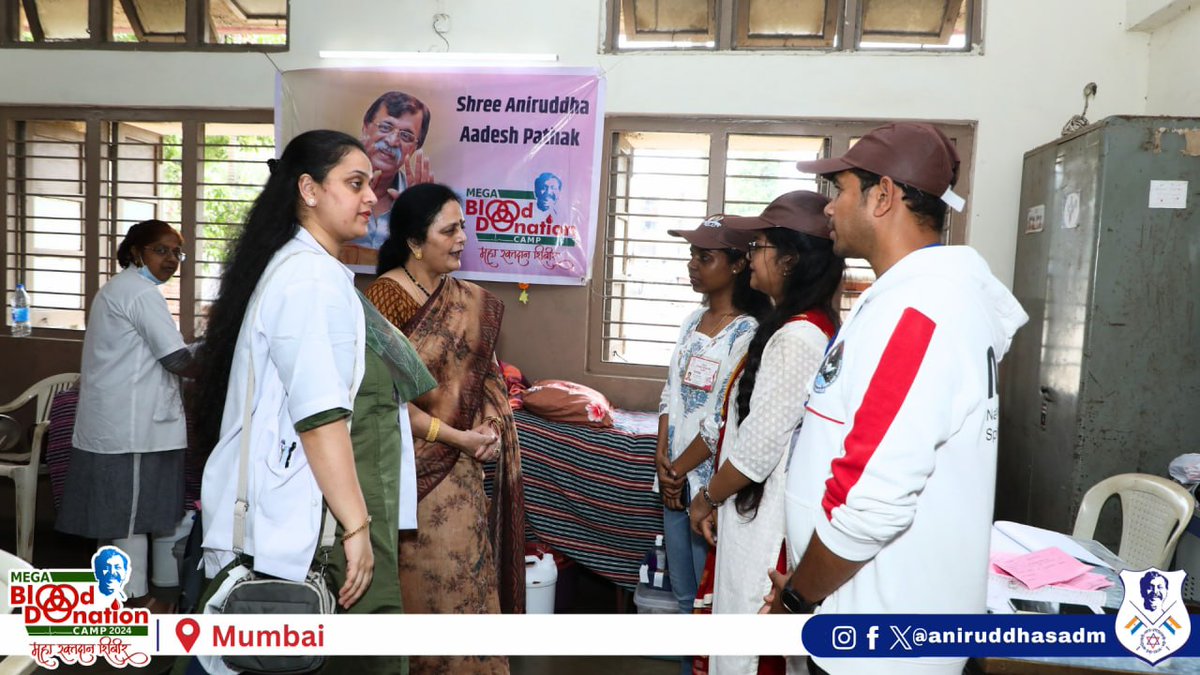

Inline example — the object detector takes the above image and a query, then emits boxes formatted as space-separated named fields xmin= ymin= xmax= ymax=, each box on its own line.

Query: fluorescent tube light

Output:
xmin=318 ymin=51 xmax=559 ymax=64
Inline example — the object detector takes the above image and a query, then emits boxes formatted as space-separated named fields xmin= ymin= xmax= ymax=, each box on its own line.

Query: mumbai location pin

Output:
xmin=176 ymin=618 xmax=199 ymax=653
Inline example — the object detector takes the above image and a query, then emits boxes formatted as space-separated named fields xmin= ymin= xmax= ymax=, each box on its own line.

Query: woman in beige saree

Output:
xmin=365 ymin=183 xmax=525 ymax=675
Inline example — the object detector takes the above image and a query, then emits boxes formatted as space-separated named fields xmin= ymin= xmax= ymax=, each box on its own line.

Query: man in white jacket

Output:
xmin=769 ymin=123 xmax=1029 ymax=675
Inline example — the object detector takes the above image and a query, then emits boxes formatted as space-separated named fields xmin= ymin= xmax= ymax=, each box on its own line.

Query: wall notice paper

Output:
xmin=1025 ymin=204 xmax=1045 ymax=234
xmin=1063 ymin=191 xmax=1081 ymax=229
xmin=278 ymin=66 xmax=605 ymax=284
xmin=1149 ymin=180 xmax=1188 ymax=209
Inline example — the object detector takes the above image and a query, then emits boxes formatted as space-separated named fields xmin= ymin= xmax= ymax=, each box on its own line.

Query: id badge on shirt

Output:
xmin=683 ymin=355 xmax=721 ymax=392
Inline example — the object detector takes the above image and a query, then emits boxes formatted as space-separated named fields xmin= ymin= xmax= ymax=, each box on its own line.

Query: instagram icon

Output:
xmin=832 ymin=626 xmax=857 ymax=651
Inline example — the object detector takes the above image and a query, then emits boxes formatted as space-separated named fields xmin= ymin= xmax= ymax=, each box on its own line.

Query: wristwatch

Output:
xmin=779 ymin=581 xmax=817 ymax=614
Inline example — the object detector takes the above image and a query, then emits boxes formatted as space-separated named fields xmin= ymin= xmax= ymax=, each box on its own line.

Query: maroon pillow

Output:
xmin=521 ymin=380 xmax=614 ymax=427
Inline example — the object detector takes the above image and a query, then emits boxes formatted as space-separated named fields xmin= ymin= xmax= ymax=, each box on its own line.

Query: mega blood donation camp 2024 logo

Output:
xmin=9 ymin=546 xmax=151 ymax=668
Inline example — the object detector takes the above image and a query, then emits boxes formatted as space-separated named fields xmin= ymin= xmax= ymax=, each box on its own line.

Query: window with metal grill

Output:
xmin=3 ymin=0 xmax=287 ymax=49
xmin=610 ymin=0 xmax=980 ymax=52
xmin=590 ymin=117 xmax=974 ymax=371
xmin=2 ymin=109 xmax=273 ymax=338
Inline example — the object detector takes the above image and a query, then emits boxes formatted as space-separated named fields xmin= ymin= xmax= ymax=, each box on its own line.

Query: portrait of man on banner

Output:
xmin=281 ymin=66 xmax=605 ymax=283
xmin=534 ymin=171 xmax=562 ymax=220
xmin=340 ymin=90 xmax=436 ymax=267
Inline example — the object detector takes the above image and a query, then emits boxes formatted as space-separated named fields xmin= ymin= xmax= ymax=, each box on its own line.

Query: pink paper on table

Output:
xmin=993 ymin=547 xmax=1094 ymax=590
xmin=990 ymin=551 xmax=1023 ymax=577
xmin=1058 ymin=571 xmax=1113 ymax=591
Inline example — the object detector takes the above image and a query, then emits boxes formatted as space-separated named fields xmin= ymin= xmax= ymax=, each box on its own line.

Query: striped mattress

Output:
xmin=514 ymin=409 xmax=662 ymax=590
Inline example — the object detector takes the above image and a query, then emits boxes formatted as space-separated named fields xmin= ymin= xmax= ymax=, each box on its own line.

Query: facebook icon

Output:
xmin=866 ymin=625 xmax=880 ymax=650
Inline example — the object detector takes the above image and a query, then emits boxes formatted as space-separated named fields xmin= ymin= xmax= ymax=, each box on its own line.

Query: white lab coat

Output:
xmin=73 ymin=266 xmax=187 ymax=455
xmin=201 ymin=228 xmax=365 ymax=582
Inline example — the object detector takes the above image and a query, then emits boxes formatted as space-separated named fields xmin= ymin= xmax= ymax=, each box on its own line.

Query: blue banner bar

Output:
xmin=803 ymin=614 xmax=1199 ymax=658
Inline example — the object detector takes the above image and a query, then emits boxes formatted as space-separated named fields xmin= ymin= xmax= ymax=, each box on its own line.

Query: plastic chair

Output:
xmin=0 ymin=548 xmax=32 ymax=614
xmin=0 ymin=374 xmax=78 ymax=564
xmin=0 ymin=422 xmax=48 ymax=563
xmin=0 ymin=549 xmax=36 ymax=674
xmin=1072 ymin=473 xmax=1195 ymax=570
xmin=0 ymin=373 xmax=80 ymax=444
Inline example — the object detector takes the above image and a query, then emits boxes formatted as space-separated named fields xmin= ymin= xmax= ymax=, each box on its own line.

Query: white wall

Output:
xmin=1145 ymin=5 xmax=1200 ymax=114
xmin=0 ymin=0 xmax=1153 ymax=286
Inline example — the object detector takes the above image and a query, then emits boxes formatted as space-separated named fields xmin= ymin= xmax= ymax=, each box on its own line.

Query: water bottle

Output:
xmin=10 ymin=283 xmax=30 ymax=338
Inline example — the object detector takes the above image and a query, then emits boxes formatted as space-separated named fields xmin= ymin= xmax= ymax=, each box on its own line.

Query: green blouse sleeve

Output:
xmin=294 ymin=407 xmax=352 ymax=433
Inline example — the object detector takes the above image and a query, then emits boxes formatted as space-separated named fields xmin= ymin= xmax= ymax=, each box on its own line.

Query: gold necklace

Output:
xmin=705 ymin=309 xmax=737 ymax=333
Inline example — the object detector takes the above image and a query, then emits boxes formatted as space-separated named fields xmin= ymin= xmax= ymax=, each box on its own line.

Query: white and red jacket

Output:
xmin=785 ymin=246 xmax=1027 ymax=675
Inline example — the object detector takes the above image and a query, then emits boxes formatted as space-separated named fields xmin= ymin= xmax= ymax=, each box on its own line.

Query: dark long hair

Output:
xmin=732 ymin=227 xmax=845 ymax=518
xmin=116 ymin=219 xmax=180 ymax=268
xmin=719 ymin=249 xmax=771 ymax=319
xmin=193 ymin=130 xmax=366 ymax=456
xmin=376 ymin=182 xmax=461 ymax=275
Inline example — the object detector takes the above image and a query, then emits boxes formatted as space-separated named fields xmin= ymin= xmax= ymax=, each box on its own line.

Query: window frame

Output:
xmin=587 ymin=114 xmax=976 ymax=377
xmin=0 ymin=0 xmax=289 ymax=51
xmin=606 ymin=0 xmax=984 ymax=53
xmin=1 ymin=105 xmax=273 ymax=340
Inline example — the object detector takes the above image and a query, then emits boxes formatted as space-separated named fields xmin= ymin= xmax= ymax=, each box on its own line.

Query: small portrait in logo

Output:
xmin=1141 ymin=570 xmax=1168 ymax=612
xmin=534 ymin=172 xmax=563 ymax=217
xmin=813 ymin=341 xmax=843 ymax=394
xmin=92 ymin=546 xmax=130 ymax=602
xmin=1116 ymin=567 xmax=1190 ymax=665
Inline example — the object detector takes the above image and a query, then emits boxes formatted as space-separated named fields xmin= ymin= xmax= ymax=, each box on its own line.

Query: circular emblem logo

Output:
xmin=813 ymin=342 xmax=843 ymax=394
xmin=34 ymin=583 xmax=79 ymax=623
xmin=1140 ymin=628 xmax=1167 ymax=654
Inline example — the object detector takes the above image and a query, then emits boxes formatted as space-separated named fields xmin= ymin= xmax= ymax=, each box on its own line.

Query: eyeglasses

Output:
xmin=146 ymin=245 xmax=186 ymax=261
xmin=746 ymin=241 xmax=777 ymax=256
xmin=372 ymin=121 xmax=418 ymax=145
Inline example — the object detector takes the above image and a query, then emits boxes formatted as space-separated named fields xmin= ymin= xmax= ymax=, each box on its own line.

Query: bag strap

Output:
xmin=232 ymin=249 xmax=338 ymax=557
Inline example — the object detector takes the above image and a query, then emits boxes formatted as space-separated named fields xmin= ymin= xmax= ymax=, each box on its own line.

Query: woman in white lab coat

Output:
xmin=192 ymin=130 xmax=431 ymax=652
xmin=58 ymin=219 xmax=193 ymax=608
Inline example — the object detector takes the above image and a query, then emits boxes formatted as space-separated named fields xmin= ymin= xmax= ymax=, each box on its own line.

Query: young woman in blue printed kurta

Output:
xmin=656 ymin=218 xmax=768 ymax=672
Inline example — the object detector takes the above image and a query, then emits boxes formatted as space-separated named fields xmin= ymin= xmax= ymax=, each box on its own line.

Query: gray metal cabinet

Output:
xmin=997 ymin=116 xmax=1200 ymax=543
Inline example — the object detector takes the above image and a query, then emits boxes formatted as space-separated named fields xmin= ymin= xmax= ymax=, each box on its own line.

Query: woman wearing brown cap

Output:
xmin=688 ymin=191 xmax=844 ymax=675
xmin=656 ymin=217 xmax=768 ymax=672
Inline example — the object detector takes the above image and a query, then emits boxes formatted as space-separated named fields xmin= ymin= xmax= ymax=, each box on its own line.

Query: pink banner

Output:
xmin=278 ymin=66 xmax=605 ymax=284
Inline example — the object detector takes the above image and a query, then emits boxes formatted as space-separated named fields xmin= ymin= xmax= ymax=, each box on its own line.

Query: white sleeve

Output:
xmin=726 ymin=325 xmax=825 ymax=482
xmin=127 ymin=287 xmax=186 ymax=360
xmin=259 ymin=260 xmax=359 ymax=426
xmin=815 ymin=305 xmax=972 ymax=562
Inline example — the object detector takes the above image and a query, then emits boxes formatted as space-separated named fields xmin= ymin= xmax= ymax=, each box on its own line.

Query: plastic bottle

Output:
xmin=10 ymin=283 xmax=30 ymax=337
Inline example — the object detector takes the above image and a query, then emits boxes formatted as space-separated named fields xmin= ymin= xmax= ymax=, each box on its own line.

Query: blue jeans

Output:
xmin=664 ymin=487 xmax=708 ymax=675
xmin=663 ymin=487 xmax=710 ymax=613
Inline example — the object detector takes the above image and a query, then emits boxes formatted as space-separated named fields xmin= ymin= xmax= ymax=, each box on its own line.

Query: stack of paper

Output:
xmin=991 ymin=548 xmax=1113 ymax=592
xmin=992 ymin=520 xmax=1109 ymax=567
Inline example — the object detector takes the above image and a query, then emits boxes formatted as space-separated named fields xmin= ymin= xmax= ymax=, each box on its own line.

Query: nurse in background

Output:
xmin=58 ymin=219 xmax=193 ymax=611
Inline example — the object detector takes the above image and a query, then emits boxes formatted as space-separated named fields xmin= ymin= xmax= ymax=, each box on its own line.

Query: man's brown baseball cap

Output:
xmin=720 ymin=191 xmax=833 ymax=240
xmin=794 ymin=122 xmax=965 ymax=212
xmin=668 ymin=215 xmax=756 ymax=251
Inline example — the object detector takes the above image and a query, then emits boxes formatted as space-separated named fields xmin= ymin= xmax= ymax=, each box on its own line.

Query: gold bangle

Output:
xmin=425 ymin=417 xmax=441 ymax=443
xmin=341 ymin=515 xmax=372 ymax=541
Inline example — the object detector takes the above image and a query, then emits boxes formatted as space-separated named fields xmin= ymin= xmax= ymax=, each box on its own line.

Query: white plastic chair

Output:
xmin=0 ymin=549 xmax=36 ymax=674
xmin=0 ymin=373 xmax=80 ymax=441
xmin=0 ymin=422 xmax=48 ymax=563
xmin=1072 ymin=473 xmax=1195 ymax=570
xmin=0 ymin=548 xmax=32 ymax=614
xmin=0 ymin=372 xmax=78 ymax=563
